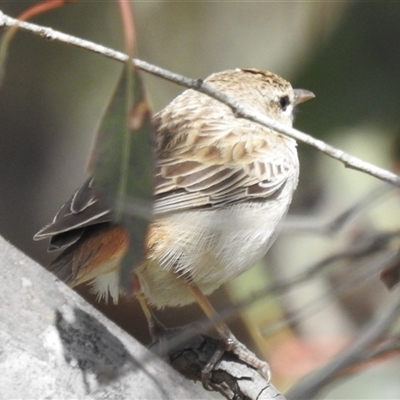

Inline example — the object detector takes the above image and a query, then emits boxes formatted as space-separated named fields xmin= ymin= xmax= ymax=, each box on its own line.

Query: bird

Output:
xmin=34 ymin=68 xmax=314 ymax=379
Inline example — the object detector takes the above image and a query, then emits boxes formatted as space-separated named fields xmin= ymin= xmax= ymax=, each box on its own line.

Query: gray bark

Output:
xmin=0 ymin=236 xmax=209 ymax=399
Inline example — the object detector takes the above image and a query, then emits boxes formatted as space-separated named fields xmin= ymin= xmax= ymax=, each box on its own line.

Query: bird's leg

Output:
xmin=135 ymin=283 xmax=194 ymax=360
xmin=132 ymin=273 xmax=167 ymax=341
xmin=136 ymin=290 xmax=167 ymax=341
xmin=184 ymin=282 xmax=271 ymax=385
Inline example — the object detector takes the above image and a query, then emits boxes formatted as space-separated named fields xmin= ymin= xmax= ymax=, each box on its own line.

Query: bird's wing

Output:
xmin=33 ymin=177 xmax=112 ymax=250
xmin=153 ymin=113 xmax=296 ymax=214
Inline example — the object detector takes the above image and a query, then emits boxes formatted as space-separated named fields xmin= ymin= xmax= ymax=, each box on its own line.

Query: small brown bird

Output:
xmin=35 ymin=68 xmax=314 ymax=378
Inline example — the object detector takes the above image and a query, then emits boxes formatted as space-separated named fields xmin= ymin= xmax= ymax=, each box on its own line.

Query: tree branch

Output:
xmin=1 ymin=10 xmax=400 ymax=187
xmin=286 ymin=291 xmax=400 ymax=400
xmin=283 ymin=183 xmax=397 ymax=235
xmin=206 ymin=229 xmax=400 ymax=337
xmin=0 ymin=234 xmax=287 ymax=399
xmin=0 ymin=235 xmax=210 ymax=399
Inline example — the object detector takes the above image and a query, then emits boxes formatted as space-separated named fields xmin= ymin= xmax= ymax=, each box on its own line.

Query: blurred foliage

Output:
xmin=294 ymin=2 xmax=400 ymax=135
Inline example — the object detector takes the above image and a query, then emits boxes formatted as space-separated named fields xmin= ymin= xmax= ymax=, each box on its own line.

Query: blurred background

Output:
xmin=1 ymin=2 xmax=400 ymax=398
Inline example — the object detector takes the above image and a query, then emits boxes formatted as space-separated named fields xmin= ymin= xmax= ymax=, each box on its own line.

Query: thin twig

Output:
xmin=286 ymin=291 xmax=400 ymax=400
xmin=262 ymin=248 xmax=398 ymax=336
xmin=361 ymin=333 xmax=400 ymax=363
xmin=1 ymin=10 xmax=400 ymax=187
xmin=283 ymin=183 xmax=397 ymax=236
xmin=267 ymin=230 xmax=400 ymax=294
xmin=212 ymin=229 xmax=400 ymax=330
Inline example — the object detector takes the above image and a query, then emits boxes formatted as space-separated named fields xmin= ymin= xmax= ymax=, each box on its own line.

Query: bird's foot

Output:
xmin=202 ymin=331 xmax=271 ymax=387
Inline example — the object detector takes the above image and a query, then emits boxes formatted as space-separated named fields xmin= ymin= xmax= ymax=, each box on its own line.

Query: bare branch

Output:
xmin=152 ymin=330 xmax=286 ymax=400
xmin=286 ymin=291 xmax=400 ymax=400
xmin=0 ymin=235 xmax=210 ymax=399
xmin=360 ymin=333 xmax=400 ymax=364
xmin=208 ymin=229 xmax=400 ymax=336
xmin=1 ymin=10 xmax=400 ymax=187
xmin=1 ymin=232 xmax=287 ymax=400
xmin=283 ymin=183 xmax=397 ymax=236
xmin=262 ymin=248 xmax=398 ymax=336
xmin=268 ymin=230 xmax=400 ymax=295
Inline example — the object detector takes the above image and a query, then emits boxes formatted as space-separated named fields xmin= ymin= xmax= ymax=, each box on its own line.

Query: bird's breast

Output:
xmin=137 ymin=181 xmax=295 ymax=308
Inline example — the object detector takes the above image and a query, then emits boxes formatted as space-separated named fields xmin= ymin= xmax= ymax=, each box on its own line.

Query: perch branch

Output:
xmin=1 ymin=10 xmax=400 ymax=187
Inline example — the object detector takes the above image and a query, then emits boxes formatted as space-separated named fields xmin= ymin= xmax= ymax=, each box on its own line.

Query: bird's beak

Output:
xmin=293 ymin=89 xmax=315 ymax=106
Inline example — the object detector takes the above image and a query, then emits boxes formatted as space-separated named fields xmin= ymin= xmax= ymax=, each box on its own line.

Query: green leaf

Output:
xmin=88 ymin=63 xmax=154 ymax=292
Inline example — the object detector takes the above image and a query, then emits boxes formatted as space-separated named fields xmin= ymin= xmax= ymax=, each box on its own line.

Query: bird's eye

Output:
xmin=278 ymin=95 xmax=290 ymax=111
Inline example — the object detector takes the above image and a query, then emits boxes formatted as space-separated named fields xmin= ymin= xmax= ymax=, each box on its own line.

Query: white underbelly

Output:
xmin=165 ymin=202 xmax=282 ymax=280
xmin=137 ymin=195 xmax=292 ymax=308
